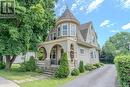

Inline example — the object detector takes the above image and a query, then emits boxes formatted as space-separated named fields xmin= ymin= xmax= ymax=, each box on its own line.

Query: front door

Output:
xmin=50 ymin=46 xmax=57 ymax=65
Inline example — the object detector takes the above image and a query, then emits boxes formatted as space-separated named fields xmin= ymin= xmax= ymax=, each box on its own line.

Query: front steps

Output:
xmin=43 ymin=65 xmax=58 ymax=76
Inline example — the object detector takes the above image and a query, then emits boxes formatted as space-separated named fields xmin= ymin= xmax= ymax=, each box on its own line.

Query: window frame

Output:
xmin=80 ymin=49 xmax=85 ymax=54
xmin=70 ymin=23 xmax=76 ymax=36
xmin=62 ymin=23 xmax=68 ymax=36
xmin=57 ymin=25 xmax=61 ymax=37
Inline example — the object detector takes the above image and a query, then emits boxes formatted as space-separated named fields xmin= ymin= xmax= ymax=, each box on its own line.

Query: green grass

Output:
xmin=0 ymin=64 xmax=41 ymax=80
xmin=20 ymin=71 xmax=89 ymax=87
xmin=20 ymin=76 xmax=76 ymax=87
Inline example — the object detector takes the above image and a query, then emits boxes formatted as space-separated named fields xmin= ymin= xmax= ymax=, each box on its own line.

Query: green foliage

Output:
xmin=0 ymin=61 xmax=5 ymax=69
xmin=100 ymin=32 xmax=130 ymax=63
xmin=71 ymin=68 xmax=80 ymax=76
xmin=93 ymin=63 xmax=103 ymax=68
xmin=84 ymin=64 xmax=96 ymax=71
xmin=55 ymin=53 xmax=70 ymax=78
xmin=37 ymin=48 xmax=45 ymax=60
xmin=19 ymin=56 xmax=37 ymax=72
xmin=0 ymin=0 xmax=56 ymax=69
xmin=114 ymin=55 xmax=130 ymax=87
xmin=78 ymin=61 xmax=85 ymax=73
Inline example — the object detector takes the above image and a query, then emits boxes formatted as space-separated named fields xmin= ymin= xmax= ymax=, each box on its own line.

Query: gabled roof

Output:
xmin=57 ymin=8 xmax=79 ymax=24
xmin=79 ymin=22 xmax=92 ymax=41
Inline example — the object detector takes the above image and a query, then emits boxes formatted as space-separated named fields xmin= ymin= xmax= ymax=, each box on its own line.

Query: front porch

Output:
xmin=37 ymin=38 xmax=78 ymax=72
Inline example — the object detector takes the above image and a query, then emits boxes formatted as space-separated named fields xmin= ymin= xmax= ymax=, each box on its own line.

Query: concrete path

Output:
xmin=0 ymin=77 xmax=19 ymax=87
xmin=62 ymin=64 xmax=117 ymax=87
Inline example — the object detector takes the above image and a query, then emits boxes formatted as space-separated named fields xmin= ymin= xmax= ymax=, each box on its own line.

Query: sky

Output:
xmin=55 ymin=0 xmax=130 ymax=47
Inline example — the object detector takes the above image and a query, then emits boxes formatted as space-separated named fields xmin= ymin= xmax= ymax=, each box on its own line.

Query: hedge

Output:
xmin=114 ymin=55 xmax=130 ymax=87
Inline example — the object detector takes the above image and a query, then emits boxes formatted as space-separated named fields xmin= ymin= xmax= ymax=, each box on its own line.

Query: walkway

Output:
xmin=0 ymin=77 xmax=19 ymax=87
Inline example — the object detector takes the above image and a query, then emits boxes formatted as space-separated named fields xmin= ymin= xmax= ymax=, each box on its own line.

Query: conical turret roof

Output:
xmin=57 ymin=8 xmax=80 ymax=25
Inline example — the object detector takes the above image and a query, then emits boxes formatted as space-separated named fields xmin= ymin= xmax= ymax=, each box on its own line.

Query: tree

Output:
xmin=0 ymin=0 xmax=56 ymax=70
xmin=100 ymin=32 xmax=130 ymax=63
xmin=55 ymin=53 xmax=70 ymax=78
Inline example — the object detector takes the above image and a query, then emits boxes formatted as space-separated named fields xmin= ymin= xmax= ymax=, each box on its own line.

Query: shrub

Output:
xmin=19 ymin=56 xmax=37 ymax=72
xmin=99 ymin=63 xmax=104 ymax=66
xmin=71 ymin=68 xmax=80 ymax=76
xmin=84 ymin=64 xmax=96 ymax=71
xmin=114 ymin=55 xmax=130 ymax=87
xmin=93 ymin=63 xmax=102 ymax=68
xmin=0 ymin=61 xmax=5 ymax=69
xmin=55 ymin=53 xmax=70 ymax=78
xmin=79 ymin=61 xmax=85 ymax=73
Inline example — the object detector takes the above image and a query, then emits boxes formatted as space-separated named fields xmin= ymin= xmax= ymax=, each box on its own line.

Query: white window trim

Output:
xmin=70 ymin=24 xmax=76 ymax=36
xmin=57 ymin=25 xmax=61 ymax=37
xmin=80 ymin=48 xmax=85 ymax=55
xmin=62 ymin=23 xmax=68 ymax=36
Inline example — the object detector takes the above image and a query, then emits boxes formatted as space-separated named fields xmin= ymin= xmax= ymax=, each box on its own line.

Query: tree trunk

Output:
xmin=5 ymin=55 xmax=16 ymax=70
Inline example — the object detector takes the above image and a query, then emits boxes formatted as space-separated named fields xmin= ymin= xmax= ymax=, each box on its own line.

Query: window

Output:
xmin=50 ymin=34 xmax=53 ymax=40
xmin=90 ymin=52 xmax=93 ymax=58
xmin=71 ymin=24 xmax=76 ymax=36
xmin=54 ymin=33 xmax=57 ymax=40
xmin=58 ymin=27 xmax=61 ymax=36
xmin=62 ymin=24 xmax=67 ymax=35
xmin=80 ymin=49 xmax=85 ymax=54
xmin=70 ymin=44 xmax=74 ymax=62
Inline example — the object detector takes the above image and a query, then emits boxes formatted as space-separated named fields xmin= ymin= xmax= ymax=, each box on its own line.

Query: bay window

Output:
xmin=71 ymin=24 xmax=76 ymax=36
xmin=62 ymin=24 xmax=68 ymax=36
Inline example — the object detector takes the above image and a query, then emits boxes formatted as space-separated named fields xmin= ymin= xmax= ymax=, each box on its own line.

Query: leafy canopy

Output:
xmin=0 ymin=0 xmax=56 ymax=56
xmin=101 ymin=32 xmax=130 ymax=63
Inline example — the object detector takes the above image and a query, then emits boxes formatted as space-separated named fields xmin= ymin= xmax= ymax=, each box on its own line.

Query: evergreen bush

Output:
xmin=55 ymin=53 xmax=70 ymax=78
xmin=71 ymin=68 xmax=80 ymax=76
xmin=79 ymin=61 xmax=85 ymax=73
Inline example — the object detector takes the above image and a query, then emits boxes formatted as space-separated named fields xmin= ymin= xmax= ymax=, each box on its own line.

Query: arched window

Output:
xmin=70 ymin=44 xmax=74 ymax=62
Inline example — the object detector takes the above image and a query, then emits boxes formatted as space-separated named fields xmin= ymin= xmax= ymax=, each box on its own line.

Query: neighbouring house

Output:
xmin=38 ymin=8 xmax=100 ymax=72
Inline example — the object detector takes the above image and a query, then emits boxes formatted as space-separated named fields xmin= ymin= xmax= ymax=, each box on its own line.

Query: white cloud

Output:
xmin=71 ymin=3 xmax=77 ymax=11
xmin=120 ymin=0 xmax=130 ymax=8
xmin=122 ymin=22 xmax=130 ymax=30
xmin=100 ymin=20 xmax=110 ymax=28
xmin=71 ymin=0 xmax=86 ymax=11
xmin=86 ymin=0 xmax=104 ymax=13
xmin=111 ymin=30 xmax=119 ymax=33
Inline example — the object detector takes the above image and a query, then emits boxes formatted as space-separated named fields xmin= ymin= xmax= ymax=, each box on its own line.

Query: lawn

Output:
xmin=0 ymin=64 xmax=41 ymax=80
xmin=20 ymin=76 xmax=76 ymax=87
xmin=20 ymin=71 xmax=89 ymax=87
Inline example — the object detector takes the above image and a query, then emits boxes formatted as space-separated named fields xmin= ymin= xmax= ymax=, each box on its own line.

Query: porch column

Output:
xmin=44 ymin=46 xmax=51 ymax=68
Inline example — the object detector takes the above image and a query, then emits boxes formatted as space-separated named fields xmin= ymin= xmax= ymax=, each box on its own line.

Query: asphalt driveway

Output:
xmin=61 ymin=64 xmax=117 ymax=87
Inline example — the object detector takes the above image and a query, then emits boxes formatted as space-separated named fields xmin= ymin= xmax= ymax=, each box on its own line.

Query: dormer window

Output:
xmin=62 ymin=23 xmax=68 ymax=36
xmin=71 ymin=24 xmax=76 ymax=36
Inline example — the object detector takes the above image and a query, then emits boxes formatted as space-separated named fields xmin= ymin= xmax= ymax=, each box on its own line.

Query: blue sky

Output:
xmin=55 ymin=0 xmax=130 ymax=47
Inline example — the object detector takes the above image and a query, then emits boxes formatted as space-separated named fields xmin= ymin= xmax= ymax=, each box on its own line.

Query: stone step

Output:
xmin=43 ymin=67 xmax=58 ymax=76
xmin=44 ymin=71 xmax=54 ymax=75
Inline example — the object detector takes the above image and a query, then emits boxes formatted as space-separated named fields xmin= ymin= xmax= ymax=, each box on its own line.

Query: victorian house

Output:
xmin=38 ymin=8 xmax=100 ymax=72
